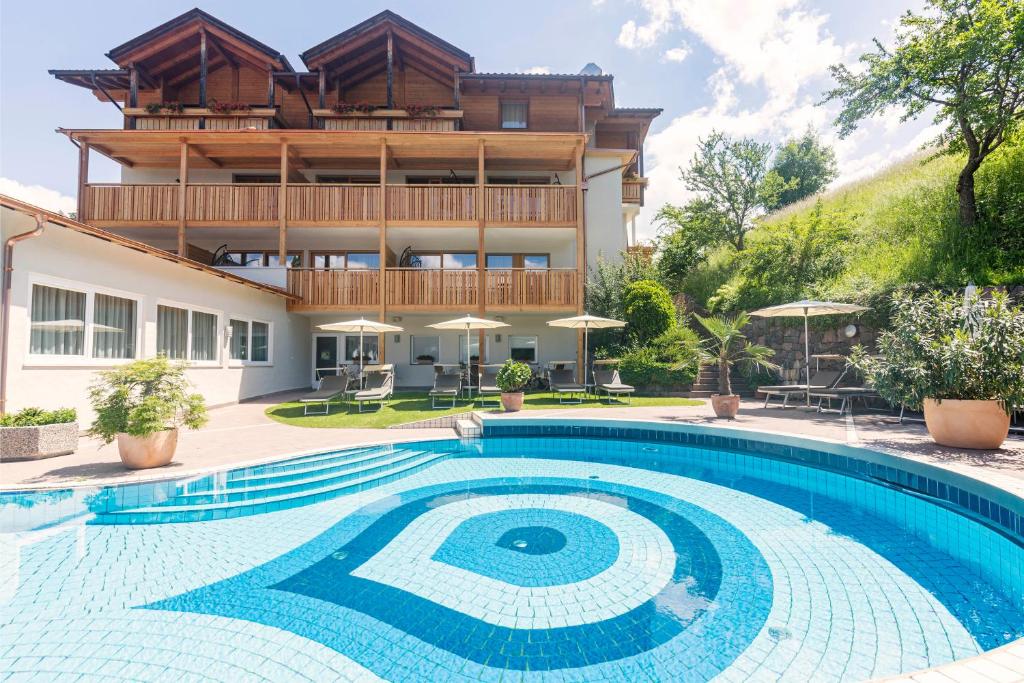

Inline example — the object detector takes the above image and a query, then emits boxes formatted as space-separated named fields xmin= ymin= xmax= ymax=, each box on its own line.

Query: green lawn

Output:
xmin=265 ymin=391 xmax=704 ymax=429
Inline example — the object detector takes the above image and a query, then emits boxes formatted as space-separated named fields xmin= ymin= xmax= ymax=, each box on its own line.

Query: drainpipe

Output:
xmin=1 ymin=214 xmax=46 ymax=415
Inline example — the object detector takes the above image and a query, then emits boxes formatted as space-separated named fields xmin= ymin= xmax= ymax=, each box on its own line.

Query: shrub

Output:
xmin=622 ymin=279 xmax=676 ymax=345
xmin=89 ymin=357 xmax=208 ymax=444
xmin=495 ymin=360 xmax=532 ymax=393
xmin=618 ymin=327 xmax=701 ymax=389
xmin=851 ymin=290 xmax=1024 ymax=413
xmin=0 ymin=407 xmax=76 ymax=427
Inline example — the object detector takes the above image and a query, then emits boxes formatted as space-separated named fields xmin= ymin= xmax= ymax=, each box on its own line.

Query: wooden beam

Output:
xmin=378 ymin=138 xmax=388 ymax=337
xmin=77 ymin=143 xmax=89 ymax=220
xmin=267 ymin=68 xmax=276 ymax=107
xmin=336 ymin=62 xmax=387 ymax=92
xmin=198 ymin=28 xmax=208 ymax=109
xmin=128 ymin=67 xmax=138 ymax=129
xmin=318 ymin=68 xmax=326 ymax=110
xmin=323 ymin=44 xmax=386 ymax=84
xmin=166 ymin=56 xmax=226 ymax=88
xmin=385 ymin=30 xmax=394 ymax=110
xmin=189 ymin=145 xmax=222 ymax=168
xmin=574 ymin=143 xmax=585 ymax=381
xmin=177 ymin=141 xmax=188 ymax=256
xmin=279 ymin=141 xmax=288 ymax=262
xmin=477 ymin=139 xmax=486 ymax=360
xmin=453 ymin=69 xmax=461 ymax=110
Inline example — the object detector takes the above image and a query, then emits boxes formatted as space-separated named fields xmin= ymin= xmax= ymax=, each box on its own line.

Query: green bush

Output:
xmin=495 ymin=360 xmax=532 ymax=393
xmin=0 ymin=407 xmax=77 ymax=427
xmin=618 ymin=327 xmax=701 ymax=389
xmin=623 ymin=279 xmax=676 ymax=345
xmin=89 ymin=356 xmax=208 ymax=444
xmin=851 ymin=291 xmax=1024 ymax=412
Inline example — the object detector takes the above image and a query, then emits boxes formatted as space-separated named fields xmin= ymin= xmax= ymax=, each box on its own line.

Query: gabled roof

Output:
xmin=301 ymin=10 xmax=473 ymax=73
xmin=0 ymin=195 xmax=298 ymax=301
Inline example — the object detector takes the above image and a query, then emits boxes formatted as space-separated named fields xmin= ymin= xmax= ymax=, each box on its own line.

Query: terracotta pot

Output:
xmin=116 ymin=429 xmax=178 ymax=469
xmin=923 ymin=398 xmax=1010 ymax=450
xmin=710 ymin=394 xmax=741 ymax=419
xmin=501 ymin=392 xmax=525 ymax=412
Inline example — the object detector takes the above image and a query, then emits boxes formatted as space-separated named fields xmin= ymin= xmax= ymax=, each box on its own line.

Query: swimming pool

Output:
xmin=2 ymin=418 xmax=1022 ymax=681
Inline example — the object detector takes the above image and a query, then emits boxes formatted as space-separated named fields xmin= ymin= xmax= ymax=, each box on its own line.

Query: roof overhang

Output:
xmin=0 ymin=195 xmax=299 ymax=301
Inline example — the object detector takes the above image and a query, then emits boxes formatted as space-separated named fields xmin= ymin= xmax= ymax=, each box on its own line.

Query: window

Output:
xmin=311 ymin=252 xmax=379 ymax=270
xmin=409 ymin=252 xmax=475 ymax=269
xmin=30 ymin=284 xmax=86 ymax=356
xmin=405 ymin=175 xmax=475 ymax=185
xmin=346 ymin=335 xmax=378 ymax=364
xmin=485 ymin=254 xmax=550 ymax=269
xmin=500 ymin=101 xmax=528 ymax=129
xmin=510 ymin=335 xmax=538 ymax=363
xmin=443 ymin=253 xmax=477 ymax=269
xmin=223 ymin=251 xmax=301 ymax=268
xmin=93 ymin=293 xmax=137 ymax=359
xmin=486 ymin=254 xmax=514 ymax=269
xmin=157 ymin=304 xmax=219 ymax=363
xmin=523 ymin=254 xmax=550 ymax=269
xmin=459 ymin=335 xmax=485 ymax=363
xmin=345 ymin=253 xmax=380 ymax=269
xmin=267 ymin=252 xmax=303 ymax=268
xmin=229 ymin=318 xmax=272 ymax=364
xmin=411 ymin=336 xmax=440 ymax=365
xmin=316 ymin=174 xmax=379 ymax=184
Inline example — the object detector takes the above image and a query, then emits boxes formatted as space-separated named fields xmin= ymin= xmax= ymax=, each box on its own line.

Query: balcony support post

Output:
xmin=386 ymin=30 xmax=394 ymax=112
xmin=177 ymin=140 xmax=189 ymax=257
xmin=267 ymin=68 xmax=275 ymax=108
xmin=318 ymin=68 xmax=326 ymax=110
xmin=76 ymin=143 xmax=89 ymax=221
xmin=574 ymin=142 xmax=586 ymax=382
xmin=198 ymin=28 xmax=208 ymax=129
xmin=378 ymin=138 xmax=388 ymax=361
xmin=278 ymin=141 xmax=288 ymax=263
xmin=477 ymin=139 xmax=486 ymax=362
xmin=128 ymin=66 xmax=138 ymax=130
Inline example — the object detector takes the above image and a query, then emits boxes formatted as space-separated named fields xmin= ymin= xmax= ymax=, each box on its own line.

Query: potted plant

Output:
xmin=208 ymin=99 xmax=252 ymax=114
xmin=692 ymin=312 xmax=778 ymax=418
xmin=403 ymin=104 xmax=439 ymax=118
xmin=89 ymin=356 xmax=208 ymax=469
xmin=851 ymin=290 xmax=1024 ymax=449
xmin=496 ymin=359 xmax=532 ymax=412
xmin=0 ymin=407 xmax=78 ymax=461
xmin=143 ymin=101 xmax=185 ymax=114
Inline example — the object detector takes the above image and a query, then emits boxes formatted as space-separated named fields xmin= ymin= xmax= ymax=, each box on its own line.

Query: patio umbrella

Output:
xmin=317 ymin=318 xmax=403 ymax=379
xmin=750 ymin=300 xmax=868 ymax=407
xmin=546 ymin=313 xmax=626 ymax=382
xmin=427 ymin=315 xmax=509 ymax=378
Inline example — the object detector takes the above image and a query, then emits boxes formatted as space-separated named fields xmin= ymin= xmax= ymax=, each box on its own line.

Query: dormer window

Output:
xmin=500 ymin=101 xmax=528 ymax=129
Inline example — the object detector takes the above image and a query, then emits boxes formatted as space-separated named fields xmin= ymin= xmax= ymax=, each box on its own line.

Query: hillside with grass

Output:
xmin=676 ymin=141 xmax=1024 ymax=320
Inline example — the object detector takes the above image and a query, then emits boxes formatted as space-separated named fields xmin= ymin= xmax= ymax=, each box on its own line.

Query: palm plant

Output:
xmin=692 ymin=312 xmax=778 ymax=395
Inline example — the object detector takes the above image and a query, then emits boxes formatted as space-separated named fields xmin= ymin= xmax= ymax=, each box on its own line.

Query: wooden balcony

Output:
xmin=314 ymin=109 xmax=461 ymax=132
xmin=285 ymin=268 xmax=578 ymax=311
xmin=286 ymin=269 xmax=379 ymax=310
xmin=81 ymin=183 xmax=576 ymax=227
xmin=124 ymin=107 xmax=277 ymax=131
xmin=622 ymin=177 xmax=647 ymax=205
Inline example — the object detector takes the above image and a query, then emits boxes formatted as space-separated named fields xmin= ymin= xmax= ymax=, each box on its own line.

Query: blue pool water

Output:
xmin=2 ymin=423 xmax=1023 ymax=682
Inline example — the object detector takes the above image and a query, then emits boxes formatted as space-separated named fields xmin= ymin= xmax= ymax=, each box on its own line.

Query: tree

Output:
xmin=654 ymin=198 xmax=726 ymax=290
xmin=622 ymin=279 xmax=676 ymax=345
xmin=690 ymin=313 xmax=778 ymax=396
xmin=767 ymin=127 xmax=838 ymax=209
xmin=824 ymin=0 xmax=1024 ymax=227
xmin=681 ymin=131 xmax=790 ymax=250
xmin=586 ymin=251 xmax=659 ymax=351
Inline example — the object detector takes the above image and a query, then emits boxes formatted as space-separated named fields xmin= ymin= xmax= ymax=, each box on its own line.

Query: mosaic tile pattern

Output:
xmin=2 ymin=430 xmax=1023 ymax=682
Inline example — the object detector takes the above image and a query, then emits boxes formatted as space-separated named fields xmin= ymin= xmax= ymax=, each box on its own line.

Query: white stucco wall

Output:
xmin=1 ymin=207 xmax=310 ymax=422
xmin=583 ymin=153 xmax=629 ymax=269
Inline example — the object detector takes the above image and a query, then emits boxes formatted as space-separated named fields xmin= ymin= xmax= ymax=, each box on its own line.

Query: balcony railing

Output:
xmin=284 ymin=268 xmax=578 ymax=310
xmin=314 ymin=108 xmax=461 ymax=132
xmin=124 ymin=107 xmax=277 ymax=131
xmin=81 ymin=183 xmax=577 ymax=227
xmin=622 ymin=177 xmax=647 ymax=205
xmin=286 ymin=269 xmax=380 ymax=309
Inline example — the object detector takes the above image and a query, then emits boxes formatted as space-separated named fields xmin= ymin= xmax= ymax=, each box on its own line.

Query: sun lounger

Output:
xmin=810 ymin=386 xmax=880 ymax=415
xmin=298 ymin=374 xmax=349 ymax=416
xmin=758 ymin=370 xmax=843 ymax=408
xmin=477 ymin=365 xmax=502 ymax=408
xmin=354 ymin=367 xmax=394 ymax=412
xmin=593 ymin=369 xmax=635 ymax=404
xmin=429 ymin=373 xmax=461 ymax=409
xmin=549 ymin=369 xmax=586 ymax=404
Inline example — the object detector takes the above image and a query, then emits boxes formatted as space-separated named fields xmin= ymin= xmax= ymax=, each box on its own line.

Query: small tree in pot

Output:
xmin=691 ymin=312 xmax=777 ymax=418
xmin=89 ymin=357 xmax=208 ymax=469
xmin=851 ymin=290 xmax=1024 ymax=449
xmin=496 ymin=359 xmax=532 ymax=412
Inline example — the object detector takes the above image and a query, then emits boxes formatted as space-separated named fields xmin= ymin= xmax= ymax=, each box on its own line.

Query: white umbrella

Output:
xmin=750 ymin=300 xmax=868 ymax=407
xmin=547 ymin=313 xmax=626 ymax=382
xmin=427 ymin=315 xmax=509 ymax=385
xmin=318 ymin=318 xmax=403 ymax=380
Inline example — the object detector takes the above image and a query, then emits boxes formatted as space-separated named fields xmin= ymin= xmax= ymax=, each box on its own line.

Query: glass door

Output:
xmin=314 ymin=335 xmax=339 ymax=383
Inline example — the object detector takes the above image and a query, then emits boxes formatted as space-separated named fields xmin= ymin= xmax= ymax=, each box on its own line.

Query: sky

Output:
xmin=0 ymin=0 xmax=937 ymax=241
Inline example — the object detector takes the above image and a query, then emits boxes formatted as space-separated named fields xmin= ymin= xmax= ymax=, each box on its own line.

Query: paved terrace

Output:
xmin=2 ymin=392 xmax=1021 ymax=495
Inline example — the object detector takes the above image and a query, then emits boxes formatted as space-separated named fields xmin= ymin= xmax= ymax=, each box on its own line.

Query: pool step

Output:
xmin=456 ymin=419 xmax=482 ymax=438
xmin=92 ymin=449 xmax=452 ymax=525
xmin=214 ymin=447 xmax=416 ymax=490
xmin=227 ymin=446 xmax=382 ymax=479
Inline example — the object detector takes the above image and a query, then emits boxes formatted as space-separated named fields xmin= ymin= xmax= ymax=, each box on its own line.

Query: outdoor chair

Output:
xmin=593 ymin=369 xmax=635 ymax=404
xmin=354 ymin=367 xmax=394 ymax=412
xmin=549 ymin=369 xmax=586 ymax=404
xmin=429 ymin=373 xmax=462 ymax=409
xmin=477 ymin=365 xmax=502 ymax=408
xmin=757 ymin=370 xmax=843 ymax=408
xmin=298 ymin=374 xmax=349 ymax=416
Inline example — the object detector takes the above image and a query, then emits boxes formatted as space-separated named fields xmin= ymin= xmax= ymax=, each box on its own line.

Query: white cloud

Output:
xmin=523 ymin=66 xmax=552 ymax=75
xmin=0 ymin=178 xmax=76 ymax=215
xmin=616 ymin=0 xmax=674 ymax=49
xmin=662 ymin=44 xmax=692 ymax=63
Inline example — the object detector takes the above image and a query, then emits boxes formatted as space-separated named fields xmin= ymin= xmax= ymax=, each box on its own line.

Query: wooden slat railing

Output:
xmin=287 ymin=184 xmax=380 ymax=223
xmin=322 ymin=118 xmax=389 ymax=131
xmin=287 ymin=269 xmax=380 ymax=308
xmin=83 ymin=184 xmax=179 ymax=222
xmin=486 ymin=269 xmax=578 ymax=308
xmin=622 ymin=178 xmax=646 ymax=204
xmin=186 ymin=184 xmax=279 ymax=223
xmin=386 ymin=185 xmax=477 ymax=223
xmin=485 ymin=186 xmax=576 ymax=224
xmin=386 ymin=269 xmax=479 ymax=308
xmin=391 ymin=118 xmax=457 ymax=132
